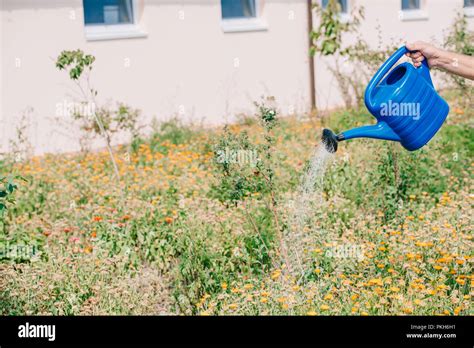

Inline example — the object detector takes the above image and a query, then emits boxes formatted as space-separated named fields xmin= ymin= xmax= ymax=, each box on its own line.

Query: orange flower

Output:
xmin=90 ymin=231 xmax=97 ymax=238
xmin=84 ymin=245 xmax=93 ymax=254
xmin=453 ymin=107 xmax=464 ymax=115
xmin=164 ymin=216 xmax=173 ymax=224
xmin=64 ymin=227 xmax=72 ymax=233
xmin=93 ymin=216 xmax=103 ymax=222
xmin=121 ymin=215 xmax=131 ymax=221
xmin=43 ymin=230 xmax=51 ymax=237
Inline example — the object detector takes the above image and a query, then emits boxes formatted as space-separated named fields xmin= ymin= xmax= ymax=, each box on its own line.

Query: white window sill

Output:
xmin=464 ymin=7 xmax=474 ymax=17
xmin=85 ymin=24 xmax=147 ymax=41
xmin=221 ymin=18 xmax=267 ymax=33
xmin=339 ymin=13 xmax=350 ymax=23
xmin=399 ymin=9 xmax=428 ymax=21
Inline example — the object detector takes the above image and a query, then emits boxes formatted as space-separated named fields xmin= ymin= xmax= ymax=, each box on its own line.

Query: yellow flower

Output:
xmin=228 ymin=303 xmax=238 ymax=310
xmin=368 ymin=278 xmax=383 ymax=286
xmin=320 ymin=304 xmax=330 ymax=311
xmin=244 ymin=284 xmax=254 ymax=290
xmin=221 ymin=282 xmax=228 ymax=290
xmin=390 ymin=287 xmax=400 ymax=293
xmin=414 ymin=299 xmax=424 ymax=306
xmin=271 ymin=270 xmax=281 ymax=280
xmin=406 ymin=253 xmax=416 ymax=260
xmin=307 ymin=311 xmax=317 ymax=316
xmin=324 ymin=293 xmax=333 ymax=301
xmin=351 ymin=294 xmax=359 ymax=301
xmin=260 ymin=297 xmax=268 ymax=304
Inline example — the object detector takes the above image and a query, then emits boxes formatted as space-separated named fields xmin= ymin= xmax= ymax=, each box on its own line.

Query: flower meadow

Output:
xmin=0 ymin=94 xmax=472 ymax=316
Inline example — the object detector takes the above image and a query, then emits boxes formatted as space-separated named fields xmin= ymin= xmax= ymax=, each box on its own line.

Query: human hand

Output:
xmin=405 ymin=41 xmax=443 ymax=68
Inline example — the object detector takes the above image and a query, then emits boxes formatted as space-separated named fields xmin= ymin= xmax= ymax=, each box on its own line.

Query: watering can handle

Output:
xmin=364 ymin=46 xmax=432 ymax=111
xmin=365 ymin=46 xmax=408 ymax=111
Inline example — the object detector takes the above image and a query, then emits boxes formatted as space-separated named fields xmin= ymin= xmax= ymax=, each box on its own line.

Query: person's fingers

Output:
xmin=411 ymin=52 xmax=423 ymax=59
xmin=414 ymin=56 xmax=425 ymax=63
xmin=406 ymin=41 xmax=428 ymax=53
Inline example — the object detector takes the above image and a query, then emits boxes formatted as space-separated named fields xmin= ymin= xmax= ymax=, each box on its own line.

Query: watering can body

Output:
xmin=340 ymin=46 xmax=449 ymax=151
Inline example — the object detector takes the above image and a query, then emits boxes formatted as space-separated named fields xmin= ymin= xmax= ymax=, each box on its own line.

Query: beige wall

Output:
xmin=1 ymin=0 xmax=472 ymax=155
xmin=1 ymin=0 xmax=311 ymax=154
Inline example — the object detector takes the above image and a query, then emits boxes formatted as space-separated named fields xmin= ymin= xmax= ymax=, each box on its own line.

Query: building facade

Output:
xmin=1 ymin=0 xmax=473 ymax=154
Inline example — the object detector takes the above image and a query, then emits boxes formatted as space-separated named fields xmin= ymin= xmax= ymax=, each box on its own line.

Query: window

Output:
xmin=220 ymin=0 xmax=267 ymax=33
xmin=82 ymin=0 xmax=147 ymax=41
xmin=221 ymin=0 xmax=257 ymax=19
xmin=322 ymin=0 xmax=348 ymax=14
xmin=322 ymin=0 xmax=349 ymax=23
xmin=401 ymin=0 xmax=420 ymax=10
xmin=399 ymin=0 xmax=427 ymax=21
xmin=84 ymin=0 xmax=134 ymax=25
xmin=464 ymin=0 xmax=474 ymax=17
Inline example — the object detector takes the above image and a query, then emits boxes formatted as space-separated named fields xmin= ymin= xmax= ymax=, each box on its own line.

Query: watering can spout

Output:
xmin=340 ymin=122 xmax=401 ymax=143
xmin=321 ymin=122 xmax=400 ymax=153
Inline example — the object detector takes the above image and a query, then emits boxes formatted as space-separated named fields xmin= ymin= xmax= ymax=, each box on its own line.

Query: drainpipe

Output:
xmin=307 ymin=0 xmax=316 ymax=111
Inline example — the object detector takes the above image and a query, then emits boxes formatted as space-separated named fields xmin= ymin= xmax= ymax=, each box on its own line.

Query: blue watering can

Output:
xmin=322 ymin=45 xmax=450 ymax=153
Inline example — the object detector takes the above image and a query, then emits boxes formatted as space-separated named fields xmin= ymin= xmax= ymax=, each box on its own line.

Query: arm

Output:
xmin=406 ymin=41 xmax=474 ymax=80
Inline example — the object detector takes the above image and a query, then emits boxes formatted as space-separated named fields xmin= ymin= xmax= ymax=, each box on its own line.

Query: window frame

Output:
xmin=83 ymin=0 xmax=147 ymax=41
xmin=399 ymin=0 xmax=428 ymax=22
xmin=401 ymin=0 xmax=420 ymax=11
xmin=464 ymin=0 xmax=474 ymax=17
xmin=321 ymin=0 xmax=351 ymax=23
xmin=322 ymin=0 xmax=349 ymax=13
xmin=220 ymin=0 xmax=267 ymax=33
